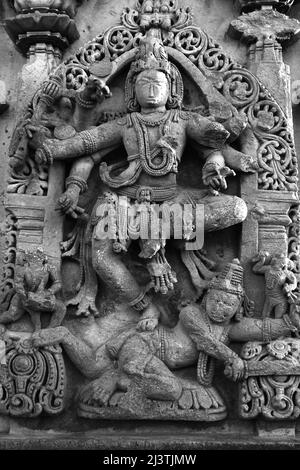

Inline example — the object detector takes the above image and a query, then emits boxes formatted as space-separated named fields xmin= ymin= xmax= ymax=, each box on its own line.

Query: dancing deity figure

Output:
xmin=29 ymin=31 xmax=256 ymax=329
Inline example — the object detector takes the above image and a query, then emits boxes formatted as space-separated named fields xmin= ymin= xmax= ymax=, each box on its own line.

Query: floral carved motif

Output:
xmin=0 ymin=338 xmax=65 ymax=417
xmin=239 ymin=339 xmax=300 ymax=419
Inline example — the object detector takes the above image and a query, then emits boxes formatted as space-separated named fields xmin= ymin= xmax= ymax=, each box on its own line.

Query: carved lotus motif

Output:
xmin=230 ymin=81 xmax=250 ymax=101
xmin=257 ymin=110 xmax=275 ymax=131
xmin=267 ymin=340 xmax=291 ymax=359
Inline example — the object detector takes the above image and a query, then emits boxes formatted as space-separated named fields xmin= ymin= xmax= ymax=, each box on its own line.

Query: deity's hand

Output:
xmin=202 ymin=162 xmax=236 ymax=193
xmin=84 ymin=77 xmax=111 ymax=103
xmin=224 ymin=356 xmax=245 ymax=382
xmin=25 ymin=122 xmax=52 ymax=150
xmin=31 ymin=326 xmax=68 ymax=348
xmin=41 ymin=78 xmax=62 ymax=103
xmin=136 ymin=303 xmax=161 ymax=332
xmin=57 ymin=189 xmax=85 ymax=219
xmin=137 ymin=317 xmax=159 ymax=332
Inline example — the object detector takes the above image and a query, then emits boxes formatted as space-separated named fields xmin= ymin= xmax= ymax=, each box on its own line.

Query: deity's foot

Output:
xmin=31 ymin=326 xmax=68 ymax=347
xmin=178 ymin=381 xmax=225 ymax=412
xmin=109 ymin=391 xmax=126 ymax=407
xmin=77 ymin=370 xmax=118 ymax=407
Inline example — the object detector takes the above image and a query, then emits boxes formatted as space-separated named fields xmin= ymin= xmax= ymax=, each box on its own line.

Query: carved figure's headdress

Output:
xmin=125 ymin=31 xmax=184 ymax=111
xmin=130 ymin=33 xmax=171 ymax=76
xmin=209 ymin=259 xmax=244 ymax=298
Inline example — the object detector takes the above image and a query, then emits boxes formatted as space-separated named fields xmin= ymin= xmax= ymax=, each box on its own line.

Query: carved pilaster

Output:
xmin=5 ymin=0 xmax=83 ymax=55
xmin=229 ymin=0 xmax=300 ymax=315
xmin=230 ymin=3 xmax=300 ymax=116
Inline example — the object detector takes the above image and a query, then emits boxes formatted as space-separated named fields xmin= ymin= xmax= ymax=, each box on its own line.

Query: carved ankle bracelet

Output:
xmin=129 ymin=292 xmax=151 ymax=311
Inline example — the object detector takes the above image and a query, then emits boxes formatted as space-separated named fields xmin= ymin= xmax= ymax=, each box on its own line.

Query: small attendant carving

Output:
xmin=0 ymin=249 xmax=66 ymax=331
xmin=252 ymin=251 xmax=298 ymax=318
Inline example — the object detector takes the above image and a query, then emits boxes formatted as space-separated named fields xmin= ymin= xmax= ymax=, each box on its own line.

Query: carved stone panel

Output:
xmin=0 ymin=0 xmax=300 ymax=450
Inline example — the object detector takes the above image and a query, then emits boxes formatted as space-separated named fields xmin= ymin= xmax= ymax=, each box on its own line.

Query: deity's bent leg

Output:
xmin=175 ymin=189 xmax=247 ymax=232
xmin=202 ymin=193 xmax=247 ymax=231
xmin=92 ymin=237 xmax=148 ymax=309
xmin=118 ymin=335 xmax=182 ymax=401
xmin=32 ymin=326 xmax=109 ymax=379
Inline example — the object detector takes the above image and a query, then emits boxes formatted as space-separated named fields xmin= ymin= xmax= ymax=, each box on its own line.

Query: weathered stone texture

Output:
xmin=0 ymin=0 xmax=300 ymax=449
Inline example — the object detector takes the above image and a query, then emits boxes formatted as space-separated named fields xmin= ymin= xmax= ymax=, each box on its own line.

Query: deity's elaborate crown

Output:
xmin=125 ymin=30 xmax=184 ymax=111
xmin=129 ymin=32 xmax=171 ymax=77
xmin=209 ymin=259 xmax=244 ymax=297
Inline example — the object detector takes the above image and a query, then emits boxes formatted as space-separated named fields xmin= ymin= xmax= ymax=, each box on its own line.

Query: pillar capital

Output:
xmin=235 ymin=0 xmax=297 ymax=13
xmin=5 ymin=0 xmax=85 ymax=55
xmin=10 ymin=1 xmax=83 ymax=17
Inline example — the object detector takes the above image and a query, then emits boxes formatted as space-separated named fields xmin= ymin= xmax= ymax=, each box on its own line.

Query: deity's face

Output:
xmin=206 ymin=290 xmax=241 ymax=324
xmin=135 ymin=70 xmax=169 ymax=109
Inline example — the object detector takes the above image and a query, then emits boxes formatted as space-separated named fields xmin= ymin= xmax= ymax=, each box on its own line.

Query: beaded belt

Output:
xmin=116 ymin=184 xmax=176 ymax=202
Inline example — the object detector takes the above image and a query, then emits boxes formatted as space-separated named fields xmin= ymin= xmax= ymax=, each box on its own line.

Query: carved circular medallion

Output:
xmin=11 ymin=354 xmax=35 ymax=375
xmin=267 ymin=340 xmax=291 ymax=359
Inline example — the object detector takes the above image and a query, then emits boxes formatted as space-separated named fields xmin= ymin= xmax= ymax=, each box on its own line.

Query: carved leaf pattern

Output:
xmin=0 ymin=211 xmax=17 ymax=312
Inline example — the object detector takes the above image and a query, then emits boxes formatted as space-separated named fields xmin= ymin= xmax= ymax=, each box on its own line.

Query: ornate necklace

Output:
xmin=137 ymin=113 xmax=169 ymax=127
xmin=131 ymin=110 xmax=178 ymax=177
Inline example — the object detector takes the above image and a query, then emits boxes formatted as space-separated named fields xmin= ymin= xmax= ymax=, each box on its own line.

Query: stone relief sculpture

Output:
xmin=1 ymin=0 xmax=300 ymax=436
xmin=0 ymin=249 xmax=66 ymax=331
xmin=252 ymin=250 xmax=298 ymax=318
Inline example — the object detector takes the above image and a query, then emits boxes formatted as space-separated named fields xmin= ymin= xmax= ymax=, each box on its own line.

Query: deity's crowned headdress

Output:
xmin=209 ymin=259 xmax=244 ymax=298
xmin=125 ymin=30 xmax=184 ymax=111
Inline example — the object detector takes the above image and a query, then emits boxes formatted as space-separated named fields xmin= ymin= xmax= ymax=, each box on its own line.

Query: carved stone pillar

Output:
xmin=5 ymin=0 xmax=84 ymax=109
xmin=5 ymin=0 xmax=82 ymax=54
xmin=1 ymin=2 xmax=85 ymax=282
xmin=229 ymin=0 xmax=300 ymax=313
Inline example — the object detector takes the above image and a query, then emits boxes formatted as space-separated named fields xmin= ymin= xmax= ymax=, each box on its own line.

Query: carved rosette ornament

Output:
xmin=0 ymin=338 xmax=66 ymax=417
xmin=239 ymin=339 xmax=300 ymax=419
